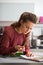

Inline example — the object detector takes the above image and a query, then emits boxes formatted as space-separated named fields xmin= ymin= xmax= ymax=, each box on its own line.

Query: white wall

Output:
xmin=0 ymin=3 xmax=34 ymax=26
xmin=0 ymin=3 xmax=34 ymax=21
xmin=0 ymin=0 xmax=43 ymax=16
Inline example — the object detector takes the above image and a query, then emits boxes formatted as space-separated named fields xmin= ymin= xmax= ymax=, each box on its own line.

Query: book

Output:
xmin=20 ymin=55 xmax=43 ymax=62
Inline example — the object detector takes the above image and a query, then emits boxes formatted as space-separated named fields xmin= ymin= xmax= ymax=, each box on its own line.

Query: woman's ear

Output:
xmin=20 ymin=20 xmax=23 ymax=25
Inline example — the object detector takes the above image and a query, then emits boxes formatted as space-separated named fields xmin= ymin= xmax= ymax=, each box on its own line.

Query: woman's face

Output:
xmin=20 ymin=20 xmax=35 ymax=35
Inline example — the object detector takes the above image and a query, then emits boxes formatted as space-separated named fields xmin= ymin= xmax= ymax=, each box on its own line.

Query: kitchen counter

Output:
xmin=0 ymin=49 xmax=43 ymax=64
xmin=30 ymin=49 xmax=43 ymax=52
xmin=0 ymin=56 xmax=43 ymax=64
xmin=0 ymin=57 xmax=40 ymax=63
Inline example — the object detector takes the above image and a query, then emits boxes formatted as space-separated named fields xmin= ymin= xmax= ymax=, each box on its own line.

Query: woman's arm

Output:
xmin=0 ymin=33 xmax=10 ymax=55
xmin=25 ymin=37 xmax=30 ymax=53
xmin=0 ymin=26 xmax=15 ymax=55
xmin=24 ymin=33 xmax=32 ymax=56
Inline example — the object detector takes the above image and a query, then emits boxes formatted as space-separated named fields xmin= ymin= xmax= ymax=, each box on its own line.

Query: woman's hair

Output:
xmin=11 ymin=12 xmax=38 ymax=46
xmin=11 ymin=12 xmax=38 ymax=27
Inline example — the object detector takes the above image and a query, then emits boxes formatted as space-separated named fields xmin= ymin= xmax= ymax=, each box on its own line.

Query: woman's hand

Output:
xmin=26 ymin=52 xmax=34 ymax=57
xmin=15 ymin=45 xmax=25 ymax=52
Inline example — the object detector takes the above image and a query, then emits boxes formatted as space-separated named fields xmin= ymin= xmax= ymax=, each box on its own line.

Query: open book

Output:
xmin=20 ymin=53 xmax=43 ymax=62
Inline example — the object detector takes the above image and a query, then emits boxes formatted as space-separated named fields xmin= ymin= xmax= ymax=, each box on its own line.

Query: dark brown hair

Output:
xmin=11 ymin=12 xmax=38 ymax=27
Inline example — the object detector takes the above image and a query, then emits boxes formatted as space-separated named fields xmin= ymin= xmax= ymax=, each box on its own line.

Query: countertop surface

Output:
xmin=0 ymin=57 xmax=38 ymax=63
xmin=0 ymin=56 xmax=43 ymax=63
xmin=0 ymin=49 xmax=43 ymax=63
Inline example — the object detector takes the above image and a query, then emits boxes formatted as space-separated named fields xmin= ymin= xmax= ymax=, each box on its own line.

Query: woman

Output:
xmin=0 ymin=12 xmax=38 ymax=56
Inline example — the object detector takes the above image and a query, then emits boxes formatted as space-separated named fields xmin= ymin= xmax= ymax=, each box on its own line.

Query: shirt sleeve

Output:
xmin=24 ymin=32 xmax=31 ymax=54
xmin=25 ymin=42 xmax=30 ymax=53
xmin=24 ymin=37 xmax=30 ymax=54
xmin=0 ymin=26 xmax=15 ymax=55
xmin=0 ymin=32 xmax=10 ymax=55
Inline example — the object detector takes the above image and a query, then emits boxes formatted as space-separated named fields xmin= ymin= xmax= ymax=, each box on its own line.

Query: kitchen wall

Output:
xmin=0 ymin=0 xmax=43 ymax=16
xmin=0 ymin=3 xmax=34 ymax=26
xmin=0 ymin=0 xmax=43 ymax=24
xmin=0 ymin=3 xmax=34 ymax=21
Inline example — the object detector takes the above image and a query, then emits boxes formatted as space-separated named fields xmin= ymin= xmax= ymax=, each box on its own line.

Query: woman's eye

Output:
xmin=26 ymin=26 xmax=32 ymax=30
xmin=26 ymin=26 xmax=29 ymax=29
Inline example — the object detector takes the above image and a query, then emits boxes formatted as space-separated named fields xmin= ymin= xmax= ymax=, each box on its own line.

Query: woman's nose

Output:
xmin=27 ymin=28 xmax=31 ymax=33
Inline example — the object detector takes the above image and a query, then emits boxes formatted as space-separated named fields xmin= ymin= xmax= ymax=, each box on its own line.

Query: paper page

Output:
xmin=20 ymin=54 xmax=43 ymax=62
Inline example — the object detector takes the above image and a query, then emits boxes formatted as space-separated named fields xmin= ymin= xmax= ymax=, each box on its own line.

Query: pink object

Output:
xmin=40 ymin=16 xmax=43 ymax=23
